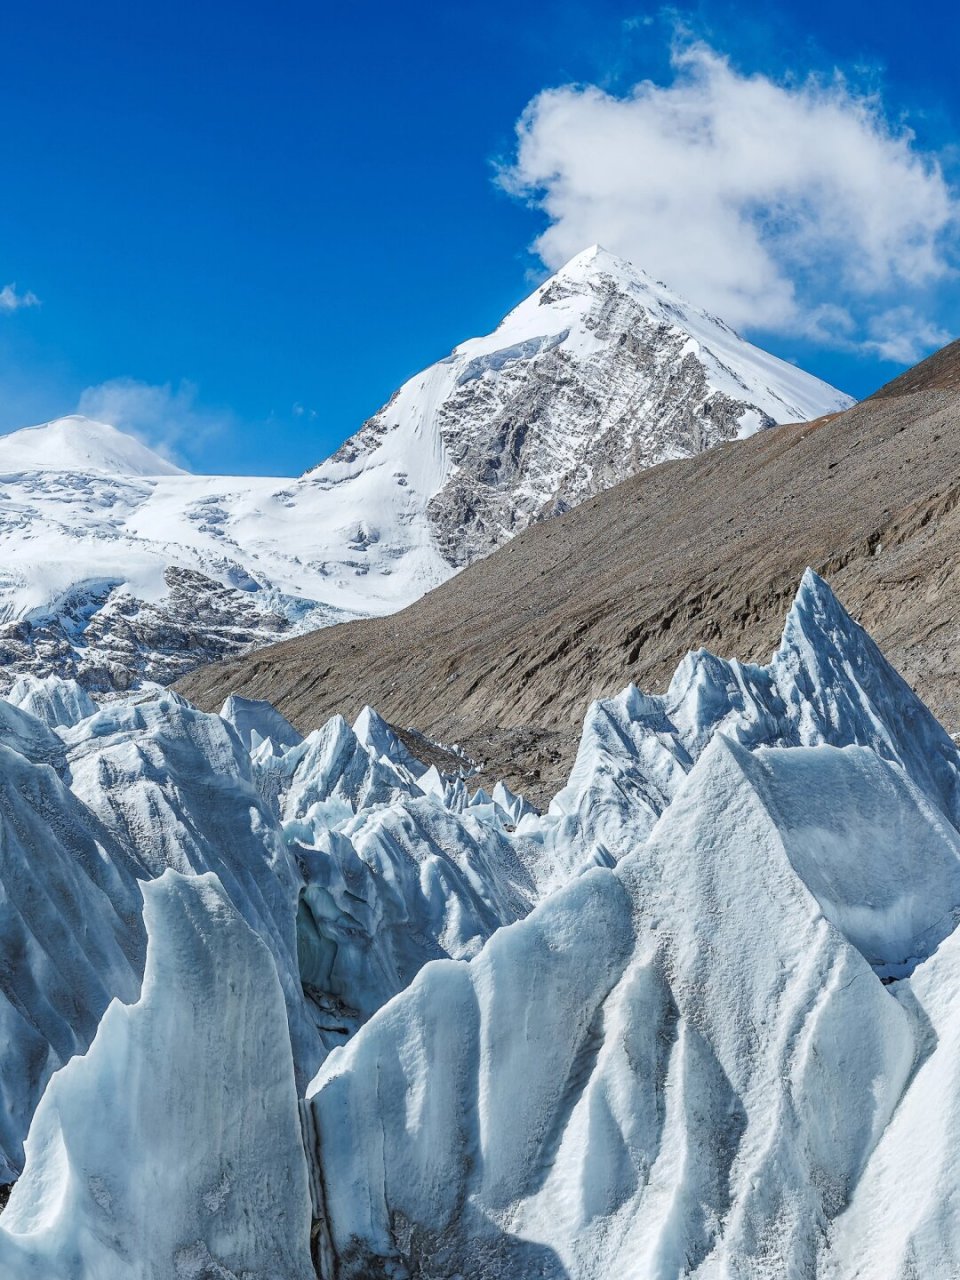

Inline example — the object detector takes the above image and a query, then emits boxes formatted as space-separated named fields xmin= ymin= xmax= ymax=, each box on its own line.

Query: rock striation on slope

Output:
xmin=0 ymin=249 xmax=847 ymax=692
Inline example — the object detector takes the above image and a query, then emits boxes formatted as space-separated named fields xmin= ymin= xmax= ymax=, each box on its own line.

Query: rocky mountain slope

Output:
xmin=0 ymin=249 xmax=846 ymax=692
xmin=5 ymin=581 xmax=960 ymax=1277
xmin=179 ymin=338 xmax=960 ymax=802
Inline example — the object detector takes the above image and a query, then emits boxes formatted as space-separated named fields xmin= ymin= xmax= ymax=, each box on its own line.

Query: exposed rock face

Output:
xmin=0 ymin=567 xmax=292 ymax=693
xmin=424 ymin=340 xmax=765 ymax=567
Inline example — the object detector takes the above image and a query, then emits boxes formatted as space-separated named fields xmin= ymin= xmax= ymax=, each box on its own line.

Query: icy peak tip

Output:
xmin=778 ymin=567 xmax=858 ymax=656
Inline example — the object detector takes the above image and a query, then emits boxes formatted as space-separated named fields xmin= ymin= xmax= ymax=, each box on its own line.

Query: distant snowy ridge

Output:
xmin=1 ymin=574 xmax=960 ymax=1278
xmin=0 ymin=248 xmax=850 ymax=691
xmin=0 ymin=415 xmax=186 ymax=476
xmin=0 ymin=416 xmax=430 ymax=692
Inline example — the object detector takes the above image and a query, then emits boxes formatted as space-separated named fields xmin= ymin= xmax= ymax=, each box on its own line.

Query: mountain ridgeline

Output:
xmin=0 ymin=248 xmax=846 ymax=693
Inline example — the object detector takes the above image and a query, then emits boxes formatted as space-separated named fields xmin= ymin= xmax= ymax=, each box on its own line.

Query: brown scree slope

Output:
xmin=177 ymin=339 xmax=960 ymax=802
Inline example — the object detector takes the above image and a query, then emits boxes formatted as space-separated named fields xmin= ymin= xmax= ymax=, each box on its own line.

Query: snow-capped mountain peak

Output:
xmin=553 ymin=243 xmax=735 ymax=330
xmin=551 ymin=242 xmax=666 ymax=291
xmin=0 ymin=415 xmax=187 ymax=477
xmin=0 ymin=252 xmax=852 ymax=693
xmin=311 ymin=245 xmax=852 ymax=568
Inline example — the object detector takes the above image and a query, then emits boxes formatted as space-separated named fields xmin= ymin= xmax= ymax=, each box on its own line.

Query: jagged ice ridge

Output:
xmin=0 ymin=572 xmax=953 ymax=1277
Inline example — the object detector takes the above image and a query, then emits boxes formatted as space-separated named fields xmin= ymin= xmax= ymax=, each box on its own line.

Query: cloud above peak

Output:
xmin=0 ymin=283 xmax=40 ymax=313
xmin=76 ymin=377 xmax=232 ymax=469
xmin=500 ymin=41 xmax=958 ymax=358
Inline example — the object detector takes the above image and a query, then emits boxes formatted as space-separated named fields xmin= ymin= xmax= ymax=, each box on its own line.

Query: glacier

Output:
xmin=0 ymin=679 xmax=325 ymax=1182
xmin=0 ymin=733 xmax=144 ymax=1183
xmin=305 ymin=740 xmax=920 ymax=1278
xmin=0 ymin=571 xmax=959 ymax=1277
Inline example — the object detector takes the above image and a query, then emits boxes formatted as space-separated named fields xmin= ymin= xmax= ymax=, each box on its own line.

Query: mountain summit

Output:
xmin=308 ymin=245 xmax=852 ymax=566
xmin=0 ymin=416 xmax=187 ymax=477
xmin=0 ymin=252 xmax=849 ymax=692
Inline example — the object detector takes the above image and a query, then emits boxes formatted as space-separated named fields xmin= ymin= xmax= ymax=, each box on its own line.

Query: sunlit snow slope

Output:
xmin=0 ymin=249 xmax=849 ymax=691
xmin=0 ymin=416 xmax=446 ymax=691
xmin=0 ymin=416 xmax=186 ymax=477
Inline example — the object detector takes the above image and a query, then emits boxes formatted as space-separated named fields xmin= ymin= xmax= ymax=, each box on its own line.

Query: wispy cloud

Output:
xmin=76 ymin=377 xmax=233 ymax=468
xmin=0 ymin=284 xmax=40 ymax=313
xmin=862 ymin=308 xmax=953 ymax=364
xmin=499 ymin=36 xmax=959 ymax=362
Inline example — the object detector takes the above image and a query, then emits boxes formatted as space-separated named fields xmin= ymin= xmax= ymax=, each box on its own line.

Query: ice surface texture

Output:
xmin=1 ymin=572 xmax=959 ymax=1278
xmin=304 ymin=573 xmax=960 ymax=1279
xmin=0 ymin=871 xmax=314 ymax=1280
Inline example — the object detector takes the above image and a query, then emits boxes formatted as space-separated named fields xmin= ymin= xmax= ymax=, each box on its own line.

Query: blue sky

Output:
xmin=1 ymin=0 xmax=958 ymax=474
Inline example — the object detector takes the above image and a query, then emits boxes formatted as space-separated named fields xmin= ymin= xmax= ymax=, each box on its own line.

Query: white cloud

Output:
xmin=862 ymin=307 xmax=953 ymax=364
xmin=500 ymin=40 xmax=959 ymax=356
xmin=0 ymin=284 xmax=40 ymax=312
xmin=76 ymin=378 xmax=231 ymax=466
